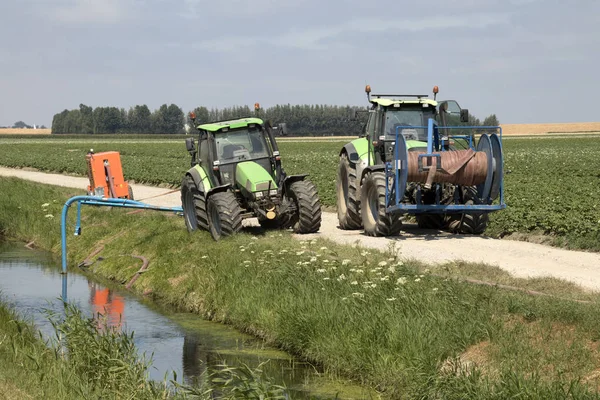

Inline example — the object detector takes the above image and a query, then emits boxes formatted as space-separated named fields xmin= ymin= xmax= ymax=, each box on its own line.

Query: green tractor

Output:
xmin=337 ymin=85 xmax=505 ymax=237
xmin=181 ymin=107 xmax=322 ymax=240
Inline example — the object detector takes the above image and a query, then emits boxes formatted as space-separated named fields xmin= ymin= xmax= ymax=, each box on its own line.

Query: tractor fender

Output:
xmin=186 ymin=168 xmax=205 ymax=194
xmin=206 ymin=184 xmax=231 ymax=198
xmin=282 ymin=174 xmax=308 ymax=196
xmin=360 ymin=165 xmax=386 ymax=184
xmin=340 ymin=143 xmax=358 ymax=167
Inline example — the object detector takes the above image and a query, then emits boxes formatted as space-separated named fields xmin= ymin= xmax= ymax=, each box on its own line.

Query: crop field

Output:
xmin=0 ymin=135 xmax=599 ymax=250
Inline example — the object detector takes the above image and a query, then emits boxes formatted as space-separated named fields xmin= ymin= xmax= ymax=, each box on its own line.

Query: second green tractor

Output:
xmin=181 ymin=108 xmax=322 ymax=240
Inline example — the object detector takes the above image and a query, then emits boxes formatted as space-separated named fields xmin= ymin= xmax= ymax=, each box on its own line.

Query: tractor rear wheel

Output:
xmin=206 ymin=191 xmax=243 ymax=240
xmin=445 ymin=186 xmax=489 ymax=234
xmin=286 ymin=180 xmax=321 ymax=234
xmin=181 ymin=175 xmax=208 ymax=232
xmin=336 ymin=153 xmax=362 ymax=230
xmin=361 ymin=171 xmax=402 ymax=237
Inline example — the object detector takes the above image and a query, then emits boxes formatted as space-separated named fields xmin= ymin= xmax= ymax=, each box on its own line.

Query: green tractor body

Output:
xmin=182 ymin=115 xmax=321 ymax=240
xmin=337 ymin=86 xmax=505 ymax=236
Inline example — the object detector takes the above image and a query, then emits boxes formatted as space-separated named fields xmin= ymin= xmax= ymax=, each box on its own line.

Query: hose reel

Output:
xmin=394 ymin=134 xmax=503 ymax=204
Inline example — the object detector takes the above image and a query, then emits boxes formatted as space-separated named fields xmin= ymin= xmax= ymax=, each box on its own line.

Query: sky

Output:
xmin=1 ymin=0 xmax=599 ymax=127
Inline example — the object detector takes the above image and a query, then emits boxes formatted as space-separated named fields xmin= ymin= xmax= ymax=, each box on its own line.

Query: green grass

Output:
xmin=0 ymin=135 xmax=598 ymax=250
xmin=3 ymin=176 xmax=600 ymax=399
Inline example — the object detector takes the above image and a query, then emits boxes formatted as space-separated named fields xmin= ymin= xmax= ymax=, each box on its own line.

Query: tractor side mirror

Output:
xmin=460 ymin=109 xmax=469 ymax=123
xmin=185 ymin=137 xmax=195 ymax=153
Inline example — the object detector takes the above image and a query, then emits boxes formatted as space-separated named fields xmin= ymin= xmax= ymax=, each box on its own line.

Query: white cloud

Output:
xmin=51 ymin=0 xmax=127 ymax=23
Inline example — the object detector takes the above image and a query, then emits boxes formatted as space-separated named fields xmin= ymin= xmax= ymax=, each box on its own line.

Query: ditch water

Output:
xmin=0 ymin=242 xmax=373 ymax=399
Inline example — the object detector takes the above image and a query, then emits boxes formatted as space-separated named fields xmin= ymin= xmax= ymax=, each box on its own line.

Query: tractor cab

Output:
xmin=362 ymin=86 xmax=470 ymax=164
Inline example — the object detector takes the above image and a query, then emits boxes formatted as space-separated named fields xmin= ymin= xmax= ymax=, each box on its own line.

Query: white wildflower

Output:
xmin=251 ymin=236 xmax=258 ymax=240
xmin=341 ymin=297 xmax=348 ymax=301
xmin=350 ymin=281 xmax=358 ymax=285
xmin=396 ymin=277 xmax=407 ymax=285
xmin=316 ymin=269 xmax=326 ymax=273
xmin=360 ymin=251 xmax=370 ymax=256
xmin=44 ymin=214 xmax=54 ymax=219
xmin=352 ymin=292 xmax=364 ymax=298
xmin=387 ymin=266 xmax=396 ymax=274
xmin=310 ymin=257 xmax=317 ymax=262
xmin=41 ymin=203 xmax=50 ymax=208
xmin=243 ymin=260 xmax=251 ymax=264
xmin=296 ymin=250 xmax=305 ymax=255
xmin=323 ymin=277 xmax=330 ymax=281
xmin=320 ymin=246 xmax=328 ymax=250
xmin=386 ymin=297 xmax=397 ymax=301
xmin=342 ymin=259 xmax=351 ymax=266
xmin=201 ymin=255 xmax=208 ymax=259
xmin=323 ymin=259 xmax=329 ymax=263
xmin=432 ymin=287 xmax=439 ymax=292
xmin=337 ymin=274 xmax=346 ymax=281
xmin=380 ymin=276 xmax=389 ymax=281
xmin=355 ymin=269 xmax=364 ymax=274
xmin=378 ymin=261 xmax=387 ymax=267
xmin=415 ymin=278 xmax=421 ymax=282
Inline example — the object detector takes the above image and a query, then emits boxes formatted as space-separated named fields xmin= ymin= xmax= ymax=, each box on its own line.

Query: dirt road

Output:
xmin=2 ymin=166 xmax=600 ymax=291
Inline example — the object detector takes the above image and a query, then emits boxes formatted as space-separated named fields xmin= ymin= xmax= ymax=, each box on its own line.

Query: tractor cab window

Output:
xmin=384 ymin=109 xmax=427 ymax=141
xmin=215 ymin=128 xmax=270 ymax=163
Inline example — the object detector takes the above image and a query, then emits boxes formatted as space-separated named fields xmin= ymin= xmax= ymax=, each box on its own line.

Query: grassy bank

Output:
xmin=3 ymin=176 xmax=600 ymax=399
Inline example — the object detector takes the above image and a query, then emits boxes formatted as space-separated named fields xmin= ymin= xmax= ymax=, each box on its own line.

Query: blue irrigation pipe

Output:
xmin=60 ymin=195 xmax=183 ymax=279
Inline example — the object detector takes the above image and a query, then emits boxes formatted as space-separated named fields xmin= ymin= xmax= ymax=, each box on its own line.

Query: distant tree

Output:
xmin=483 ymin=114 xmax=500 ymax=127
xmin=128 ymin=105 xmax=152 ymax=133
xmin=13 ymin=121 xmax=32 ymax=129
xmin=79 ymin=104 xmax=93 ymax=134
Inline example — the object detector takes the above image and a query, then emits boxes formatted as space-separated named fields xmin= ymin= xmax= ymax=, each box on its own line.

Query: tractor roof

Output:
xmin=370 ymin=98 xmax=438 ymax=107
xmin=197 ymin=117 xmax=263 ymax=132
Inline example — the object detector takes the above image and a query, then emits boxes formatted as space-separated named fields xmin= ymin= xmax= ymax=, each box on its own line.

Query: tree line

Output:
xmin=51 ymin=103 xmax=499 ymax=136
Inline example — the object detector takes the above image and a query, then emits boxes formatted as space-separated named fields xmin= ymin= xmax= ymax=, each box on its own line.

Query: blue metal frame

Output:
xmin=384 ymin=119 xmax=507 ymax=214
xmin=60 ymin=195 xmax=183 ymax=301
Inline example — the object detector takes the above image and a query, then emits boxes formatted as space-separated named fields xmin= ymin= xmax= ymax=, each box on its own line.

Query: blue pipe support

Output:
xmin=61 ymin=195 xmax=183 ymax=276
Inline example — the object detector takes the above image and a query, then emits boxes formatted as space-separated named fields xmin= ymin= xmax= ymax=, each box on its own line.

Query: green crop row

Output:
xmin=0 ymin=136 xmax=598 ymax=250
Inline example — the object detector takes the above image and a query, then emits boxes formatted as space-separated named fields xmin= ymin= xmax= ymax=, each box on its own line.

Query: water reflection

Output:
xmin=0 ymin=243 xmax=370 ymax=399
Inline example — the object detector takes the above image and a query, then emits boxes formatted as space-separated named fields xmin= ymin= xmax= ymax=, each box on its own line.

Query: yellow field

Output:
xmin=0 ymin=128 xmax=51 ymax=135
xmin=500 ymin=122 xmax=600 ymax=135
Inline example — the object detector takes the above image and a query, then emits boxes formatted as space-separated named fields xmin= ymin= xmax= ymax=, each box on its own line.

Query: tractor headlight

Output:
xmin=269 ymin=189 xmax=278 ymax=196
xmin=255 ymin=191 xmax=264 ymax=199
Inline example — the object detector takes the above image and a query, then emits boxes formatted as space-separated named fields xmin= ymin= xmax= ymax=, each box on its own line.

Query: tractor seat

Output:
xmin=222 ymin=144 xmax=245 ymax=159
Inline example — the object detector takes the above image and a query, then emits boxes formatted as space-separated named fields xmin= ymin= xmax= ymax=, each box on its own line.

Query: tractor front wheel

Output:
xmin=361 ymin=171 xmax=402 ymax=237
xmin=336 ymin=153 xmax=362 ymax=230
xmin=286 ymin=180 xmax=321 ymax=234
xmin=445 ymin=186 xmax=489 ymax=234
xmin=206 ymin=191 xmax=243 ymax=240
xmin=181 ymin=175 xmax=208 ymax=232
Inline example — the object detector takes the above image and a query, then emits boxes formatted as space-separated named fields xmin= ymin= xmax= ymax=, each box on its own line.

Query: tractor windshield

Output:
xmin=384 ymin=109 xmax=431 ymax=141
xmin=215 ymin=127 xmax=270 ymax=163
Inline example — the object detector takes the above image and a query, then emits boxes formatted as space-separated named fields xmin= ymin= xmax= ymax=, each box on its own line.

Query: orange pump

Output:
xmin=86 ymin=150 xmax=133 ymax=199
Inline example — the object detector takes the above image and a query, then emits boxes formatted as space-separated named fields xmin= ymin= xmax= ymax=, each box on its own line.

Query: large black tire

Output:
xmin=286 ymin=180 xmax=322 ymax=234
xmin=336 ymin=153 xmax=362 ymax=230
xmin=445 ymin=186 xmax=489 ymax=234
xmin=415 ymin=214 xmax=445 ymax=229
xmin=361 ymin=171 xmax=402 ymax=237
xmin=206 ymin=191 xmax=243 ymax=240
xmin=181 ymin=175 xmax=208 ymax=232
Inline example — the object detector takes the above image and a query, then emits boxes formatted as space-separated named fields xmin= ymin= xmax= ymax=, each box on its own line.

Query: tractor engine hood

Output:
xmin=235 ymin=161 xmax=278 ymax=196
